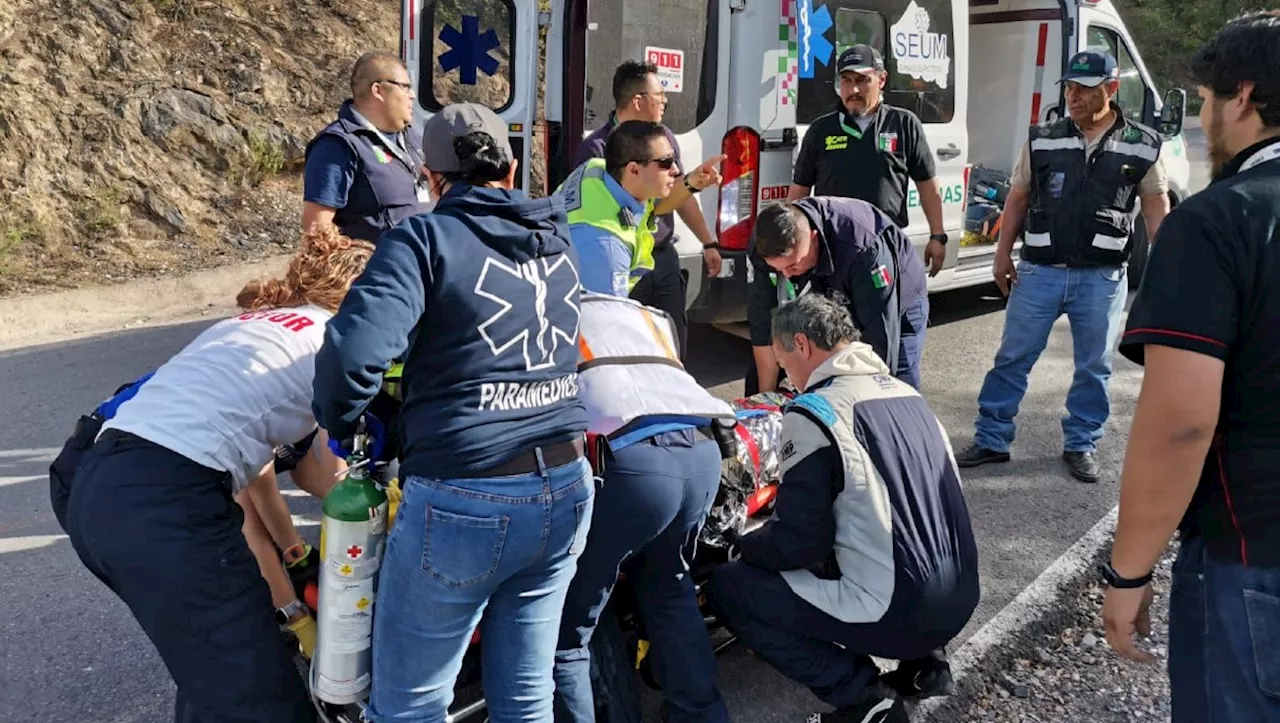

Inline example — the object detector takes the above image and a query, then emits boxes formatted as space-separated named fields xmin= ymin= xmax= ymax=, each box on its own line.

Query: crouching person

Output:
xmin=62 ymin=226 xmax=374 ymax=723
xmin=706 ymin=294 xmax=980 ymax=722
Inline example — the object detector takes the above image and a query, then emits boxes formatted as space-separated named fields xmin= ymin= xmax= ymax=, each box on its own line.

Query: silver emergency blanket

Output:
xmin=700 ymin=391 xmax=793 ymax=548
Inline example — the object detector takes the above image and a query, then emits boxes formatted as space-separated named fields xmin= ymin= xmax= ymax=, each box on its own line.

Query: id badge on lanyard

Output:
xmin=1239 ymin=142 xmax=1280 ymax=174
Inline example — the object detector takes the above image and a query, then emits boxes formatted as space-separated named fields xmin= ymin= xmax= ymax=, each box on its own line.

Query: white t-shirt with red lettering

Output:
xmin=101 ymin=305 xmax=333 ymax=492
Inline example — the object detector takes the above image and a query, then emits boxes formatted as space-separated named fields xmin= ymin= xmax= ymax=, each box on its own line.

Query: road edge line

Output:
xmin=915 ymin=505 xmax=1119 ymax=720
xmin=0 ymin=255 xmax=292 ymax=352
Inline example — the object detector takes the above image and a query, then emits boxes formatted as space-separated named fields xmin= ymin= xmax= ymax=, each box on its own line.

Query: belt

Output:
xmin=455 ymin=437 xmax=585 ymax=479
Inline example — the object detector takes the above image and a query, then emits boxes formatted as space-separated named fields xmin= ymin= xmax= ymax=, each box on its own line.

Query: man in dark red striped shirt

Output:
xmin=1101 ymin=12 xmax=1280 ymax=722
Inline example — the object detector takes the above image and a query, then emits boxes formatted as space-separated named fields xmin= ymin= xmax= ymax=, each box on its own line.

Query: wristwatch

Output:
xmin=1099 ymin=562 xmax=1152 ymax=589
xmin=275 ymin=599 xmax=308 ymax=625
xmin=683 ymin=176 xmax=703 ymax=194
xmin=929 ymin=233 xmax=949 ymax=245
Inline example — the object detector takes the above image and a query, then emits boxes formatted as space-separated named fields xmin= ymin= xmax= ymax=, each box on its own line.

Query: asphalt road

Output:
xmin=0 ymin=127 xmax=1208 ymax=722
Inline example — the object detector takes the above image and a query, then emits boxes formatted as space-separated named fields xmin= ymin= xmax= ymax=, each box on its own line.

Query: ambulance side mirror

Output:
xmin=1159 ymin=88 xmax=1187 ymax=138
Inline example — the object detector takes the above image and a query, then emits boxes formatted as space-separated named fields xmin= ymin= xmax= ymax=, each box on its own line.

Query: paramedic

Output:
xmin=788 ymin=45 xmax=948 ymax=276
xmin=707 ymin=294 xmax=980 ymax=723
xmin=955 ymin=50 xmax=1170 ymax=484
xmin=302 ymin=51 xmax=431 ymax=243
xmin=558 ymin=120 xmax=723 ymax=346
xmin=575 ymin=59 xmax=724 ymax=356
xmin=1101 ymin=13 xmax=1280 ymax=721
xmin=310 ymin=103 xmax=594 ymax=722
xmin=746 ymin=197 xmax=930 ymax=394
xmin=62 ymin=227 xmax=374 ymax=723
xmin=552 ymin=291 xmax=735 ymax=723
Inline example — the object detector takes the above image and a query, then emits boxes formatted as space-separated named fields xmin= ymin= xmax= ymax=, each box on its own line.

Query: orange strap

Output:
xmin=578 ymin=336 xmax=595 ymax=363
xmin=639 ymin=309 xmax=678 ymax=361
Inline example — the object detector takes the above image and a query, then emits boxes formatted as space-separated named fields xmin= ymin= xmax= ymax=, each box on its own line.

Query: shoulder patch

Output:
xmin=784 ymin=392 xmax=838 ymax=428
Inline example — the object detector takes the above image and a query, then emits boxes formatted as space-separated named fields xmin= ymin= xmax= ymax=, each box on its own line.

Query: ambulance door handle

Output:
xmin=936 ymin=144 xmax=962 ymax=160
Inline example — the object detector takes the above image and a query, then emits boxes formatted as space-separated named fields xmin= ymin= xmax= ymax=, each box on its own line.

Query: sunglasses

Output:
xmin=633 ymin=155 xmax=678 ymax=170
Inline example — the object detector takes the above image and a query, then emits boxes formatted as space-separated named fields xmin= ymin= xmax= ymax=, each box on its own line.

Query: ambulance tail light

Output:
xmin=962 ymin=164 xmax=971 ymax=213
xmin=716 ymin=126 xmax=761 ymax=251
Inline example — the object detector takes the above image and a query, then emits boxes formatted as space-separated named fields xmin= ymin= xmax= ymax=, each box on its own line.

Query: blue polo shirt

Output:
xmin=568 ymin=172 xmax=649 ymax=298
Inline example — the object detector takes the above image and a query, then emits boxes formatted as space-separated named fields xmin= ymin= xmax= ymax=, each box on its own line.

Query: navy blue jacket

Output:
xmin=303 ymin=100 xmax=430 ymax=244
xmin=312 ymin=185 xmax=589 ymax=479
xmin=748 ymin=197 xmax=928 ymax=369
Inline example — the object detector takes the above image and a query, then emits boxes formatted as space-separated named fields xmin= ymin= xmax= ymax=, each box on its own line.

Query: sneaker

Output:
xmin=954 ymin=443 xmax=1010 ymax=469
xmin=807 ymin=682 xmax=909 ymax=723
xmin=880 ymin=654 xmax=955 ymax=702
xmin=1063 ymin=451 xmax=1100 ymax=484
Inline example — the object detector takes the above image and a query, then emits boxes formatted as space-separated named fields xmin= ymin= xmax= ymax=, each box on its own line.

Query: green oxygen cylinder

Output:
xmin=313 ymin=430 xmax=389 ymax=706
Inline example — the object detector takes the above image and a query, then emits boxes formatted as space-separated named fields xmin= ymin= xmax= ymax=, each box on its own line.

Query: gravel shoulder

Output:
xmin=921 ymin=540 xmax=1177 ymax=723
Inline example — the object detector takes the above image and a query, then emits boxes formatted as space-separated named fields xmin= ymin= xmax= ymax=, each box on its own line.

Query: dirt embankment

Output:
xmin=0 ymin=0 xmax=400 ymax=297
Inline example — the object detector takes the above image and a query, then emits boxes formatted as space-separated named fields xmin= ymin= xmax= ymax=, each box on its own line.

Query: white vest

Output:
xmin=577 ymin=292 xmax=735 ymax=436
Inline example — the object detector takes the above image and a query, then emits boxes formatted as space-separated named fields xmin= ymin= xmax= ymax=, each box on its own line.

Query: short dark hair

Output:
xmin=1190 ymin=11 xmax=1280 ymax=128
xmin=772 ymin=294 xmax=860 ymax=352
xmin=613 ymin=60 xmax=659 ymax=108
xmin=350 ymin=52 xmax=405 ymax=101
xmin=752 ymin=203 xmax=809 ymax=258
xmin=603 ymin=120 xmax=669 ymax=180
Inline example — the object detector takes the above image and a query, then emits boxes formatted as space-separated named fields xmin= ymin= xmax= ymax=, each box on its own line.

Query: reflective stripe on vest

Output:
xmin=558 ymin=159 xmax=657 ymax=290
xmin=576 ymin=292 xmax=735 ymax=437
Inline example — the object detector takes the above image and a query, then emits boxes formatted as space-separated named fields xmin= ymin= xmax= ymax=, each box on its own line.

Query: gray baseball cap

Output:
xmin=421 ymin=103 xmax=512 ymax=173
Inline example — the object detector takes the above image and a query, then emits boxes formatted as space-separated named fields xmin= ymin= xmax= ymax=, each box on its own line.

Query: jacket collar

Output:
xmin=793 ymin=199 xmax=836 ymax=277
xmin=804 ymin=342 xmax=892 ymax=390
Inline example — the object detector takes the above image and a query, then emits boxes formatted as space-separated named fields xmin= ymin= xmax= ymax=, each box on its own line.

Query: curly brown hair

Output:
xmin=236 ymin=225 xmax=375 ymax=313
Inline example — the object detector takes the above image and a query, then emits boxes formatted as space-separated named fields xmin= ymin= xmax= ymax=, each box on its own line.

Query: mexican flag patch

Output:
xmin=871 ymin=264 xmax=893 ymax=289
xmin=372 ymin=147 xmax=391 ymax=164
xmin=878 ymin=133 xmax=899 ymax=153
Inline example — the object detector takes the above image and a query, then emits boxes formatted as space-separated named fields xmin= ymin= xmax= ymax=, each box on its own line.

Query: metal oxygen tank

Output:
xmin=313 ymin=421 xmax=389 ymax=705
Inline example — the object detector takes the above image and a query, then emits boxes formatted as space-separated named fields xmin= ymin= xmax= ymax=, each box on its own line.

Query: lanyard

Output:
xmin=1239 ymin=142 xmax=1280 ymax=174
xmin=350 ymin=107 xmax=419 ymax=172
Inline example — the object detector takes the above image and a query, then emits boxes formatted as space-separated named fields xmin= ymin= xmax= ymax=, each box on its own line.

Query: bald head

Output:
xmin=351 ymin=52 xmax=407 ymax=102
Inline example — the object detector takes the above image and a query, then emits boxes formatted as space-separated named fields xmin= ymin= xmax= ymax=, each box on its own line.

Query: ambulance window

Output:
xmin=582 ymin=0 xmax=719 ymax=135
xmin=1085 ymin=26 xmax=1150 ymax=124
xmin=795 ymin=0 xmax=956 ymax=125
xmin=420 ymin=0 xmax=515 ymax=112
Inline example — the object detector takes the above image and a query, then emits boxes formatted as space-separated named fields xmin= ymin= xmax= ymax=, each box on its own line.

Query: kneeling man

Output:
xmin=707 ymin=294 xmax=980 ymax=722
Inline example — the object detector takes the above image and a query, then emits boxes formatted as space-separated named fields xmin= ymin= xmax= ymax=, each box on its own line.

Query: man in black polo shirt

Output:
xmin=788 ymin=45 xmax=948 ymax=276
xmin=1099 ymin=13 xmax=1280 ymax=722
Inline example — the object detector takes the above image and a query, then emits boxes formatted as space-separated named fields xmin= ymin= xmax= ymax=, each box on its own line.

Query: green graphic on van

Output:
xmin=907 ymin=183 xmax=966 ymax=208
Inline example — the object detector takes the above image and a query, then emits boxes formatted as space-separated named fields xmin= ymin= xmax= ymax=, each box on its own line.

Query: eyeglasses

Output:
xmin=377 ymin=79 xmax=413 ymax=91
xmin=632 ymin=155 xmax=678 ymax=170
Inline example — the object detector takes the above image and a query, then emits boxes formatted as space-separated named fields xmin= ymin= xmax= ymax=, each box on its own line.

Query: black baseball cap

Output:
xmin=421 ymin=102 xmax=512 ymax=173
xmin=836 ymin=45 xmax=885 ymax=75
xmin=1059 ymin=50 xmax=1119 ymax=87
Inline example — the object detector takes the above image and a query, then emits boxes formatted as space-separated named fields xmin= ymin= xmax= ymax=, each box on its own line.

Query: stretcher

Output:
xmin=291 ymin=385 xmax=795 ymax=723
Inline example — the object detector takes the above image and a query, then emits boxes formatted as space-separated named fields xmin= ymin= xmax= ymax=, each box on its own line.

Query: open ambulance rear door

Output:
xmin=402 ymin=0 xmax=543 ymax=193
xmin=545 ymin=0 xmax=733 ymax=322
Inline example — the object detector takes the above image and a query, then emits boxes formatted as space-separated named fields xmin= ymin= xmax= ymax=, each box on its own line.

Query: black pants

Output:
xmin=65 ymin=431 xmax=315 ymax=723
xmin=706 ymin=561 xmax=972 ymax=710
xmin=630 ymin=241 xmax=688 ymax=359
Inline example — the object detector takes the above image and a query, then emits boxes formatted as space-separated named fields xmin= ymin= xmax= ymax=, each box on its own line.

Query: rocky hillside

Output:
xmin=0 ymin=0 xmax=401 ymax=296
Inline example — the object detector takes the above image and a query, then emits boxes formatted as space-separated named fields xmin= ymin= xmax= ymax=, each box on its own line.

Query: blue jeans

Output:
xmin=973 ymin=261 xmax=1127 ymax=453
xmin=896 ymin=296 xmax=930 ymax=391
xmin=1169 ymin=532 xmax=1280 ymax=722
xmin=553 ymin=430 xmax=728 ymax=723
xmin=366 ymin=455 xmax=595 ymax=723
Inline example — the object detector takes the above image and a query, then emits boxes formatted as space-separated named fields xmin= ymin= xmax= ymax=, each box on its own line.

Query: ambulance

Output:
xmin=400 ymin=0 xmax=1192 ymax=326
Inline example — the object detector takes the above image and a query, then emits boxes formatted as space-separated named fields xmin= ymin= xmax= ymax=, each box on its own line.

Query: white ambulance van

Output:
xmin=400 ymin=0 xmax=1191 ymax=326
